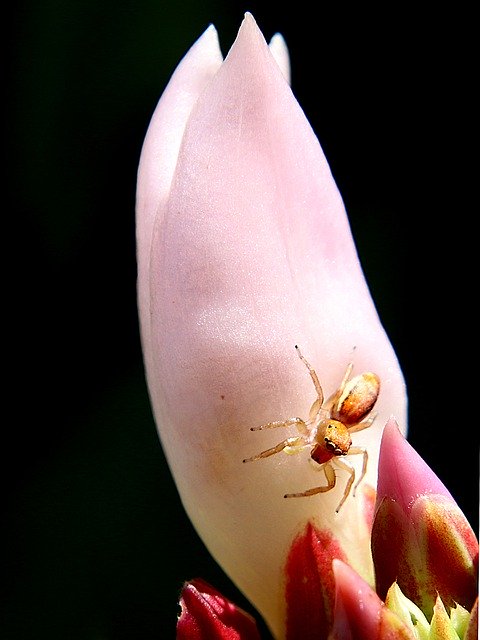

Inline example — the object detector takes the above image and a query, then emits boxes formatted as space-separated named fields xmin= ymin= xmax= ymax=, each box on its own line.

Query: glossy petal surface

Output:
xmin=137 ymin=14 xmax=407 ymax=637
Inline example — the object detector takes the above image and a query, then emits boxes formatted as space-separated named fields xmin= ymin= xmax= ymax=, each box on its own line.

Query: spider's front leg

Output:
xmin=250 ymin=416 xmax=306 ymax=433
xmin=295 ymin=345 xmax=324 ymax=405
xmin=242 ymin=435 xmax=307 ymax=463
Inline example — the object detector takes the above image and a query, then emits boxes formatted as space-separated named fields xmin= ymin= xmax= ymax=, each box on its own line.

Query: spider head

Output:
xmin=324 ymin=419 xmax=352 ymax=456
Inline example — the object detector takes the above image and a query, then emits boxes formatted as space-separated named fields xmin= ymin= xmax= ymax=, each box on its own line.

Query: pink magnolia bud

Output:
xmin=136 ymin=13 xmax=406 ymax=637
xmin=372 ymin=419 xmax=479 ymax=618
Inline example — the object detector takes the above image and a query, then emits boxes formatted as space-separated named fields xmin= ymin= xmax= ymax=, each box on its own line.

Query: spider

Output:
xmin=242 ymin=346 xmax=380 ymax=512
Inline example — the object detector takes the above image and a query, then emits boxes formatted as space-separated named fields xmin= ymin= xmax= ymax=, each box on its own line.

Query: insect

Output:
xmin=242 ymin=346 xmax=380 ymax=512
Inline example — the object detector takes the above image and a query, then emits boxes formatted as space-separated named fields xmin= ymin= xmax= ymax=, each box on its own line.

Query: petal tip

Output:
xmin=269 ymin=32 xmax=291 ymax=83
xmin=377 ymin=417 xmax=453 ymax=512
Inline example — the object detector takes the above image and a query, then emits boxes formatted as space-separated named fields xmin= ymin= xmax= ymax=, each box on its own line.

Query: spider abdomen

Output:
xmin=332 ymin=372 xmax=380 ymax=427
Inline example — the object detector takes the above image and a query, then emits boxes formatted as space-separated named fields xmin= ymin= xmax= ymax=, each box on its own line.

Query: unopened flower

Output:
xmin=176 ymin=578 xmax=261 ymax=640
xmin=134 ymin=11 xmax=448 ymax=639
xmin=328 ymin=560 xmax=414 ymax=639
xmin=372 ymin=419 xmax=478 ymax=618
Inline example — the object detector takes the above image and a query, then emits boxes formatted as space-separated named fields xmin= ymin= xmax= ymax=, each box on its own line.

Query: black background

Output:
xmin=4 ymin=1 xmax=477 ymax=638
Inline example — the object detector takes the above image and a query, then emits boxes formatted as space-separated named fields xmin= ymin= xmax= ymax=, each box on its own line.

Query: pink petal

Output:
xmin=268 ymin=33 xmax=290 ymax=83
xmin=329 ymin=560 xmax=415 ymax=639
xmin=136 ymin=24 xmax=222 ymax=379
xmin=376 ymin=418 xmax=453 ymax=511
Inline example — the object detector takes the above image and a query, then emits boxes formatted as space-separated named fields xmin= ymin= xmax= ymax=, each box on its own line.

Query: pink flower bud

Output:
xmin=284 ymin=521 xmax=347 ymax=639
xmin=136 ymin=13 xmax=407 ymax=637
xmin=328 ymin=560 xmax=415 ymax=639
xmin=372 ymin=419 xmax=479 ymax=618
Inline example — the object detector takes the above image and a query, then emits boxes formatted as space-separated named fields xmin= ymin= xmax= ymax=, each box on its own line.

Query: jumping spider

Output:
xmin=243 ymin=346 xmax=380 ymax=512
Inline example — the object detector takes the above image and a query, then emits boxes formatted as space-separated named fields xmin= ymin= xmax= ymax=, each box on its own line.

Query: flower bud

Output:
xmin=177 ymin=578 xmax=261 ymax=639
xmin=372 ymin=419 xmax=478 ymax=618
xmin=136 ymin=13 xmax=407 ymax=637
xmin=328 ymin=560 xmax=415 ymax=639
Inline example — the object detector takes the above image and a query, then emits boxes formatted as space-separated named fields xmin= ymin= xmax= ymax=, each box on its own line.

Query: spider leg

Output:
xmin=334 ymin=457 xmax=356 ymax=512
xmin=347 ymin=413 xmax=376 ymax=434
xmin=324 ymin=362 xmax=354 ymax=410
xmin=243 ymin=436 xmax=306 ymax=463
xmin=295 ymin=345 xmax=324 ymax=405
xmin=250 ymin=417 xmax=305 ymax=432
xmin=346 ymin=446 xmax=368 ymax=494
xmin=284 ymin=460 xmax=336 ymax=498
xmin=338 ymin=362 xmax=354 ymax=391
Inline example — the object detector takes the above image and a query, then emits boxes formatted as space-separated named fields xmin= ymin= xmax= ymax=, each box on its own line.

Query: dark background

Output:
xmin=4 ymin=1 xmax=477 ymax=638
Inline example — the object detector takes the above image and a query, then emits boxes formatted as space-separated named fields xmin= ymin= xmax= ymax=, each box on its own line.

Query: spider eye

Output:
xmin=325 ymin=438 xmax=335 ymax=451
